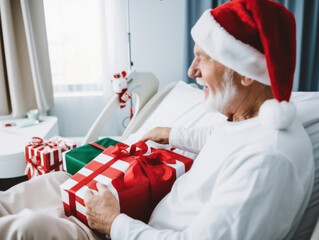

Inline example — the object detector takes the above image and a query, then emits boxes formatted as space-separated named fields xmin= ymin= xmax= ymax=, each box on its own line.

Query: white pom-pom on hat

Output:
xmin=259 ymin=99 xmax=296 ymax=130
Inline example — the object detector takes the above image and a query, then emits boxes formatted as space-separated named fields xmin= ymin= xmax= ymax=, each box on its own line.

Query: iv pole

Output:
xmin=126 ymin=0 xmax=133 ymax=71
xmin=126 ymin=0 xmax=134 ymax=122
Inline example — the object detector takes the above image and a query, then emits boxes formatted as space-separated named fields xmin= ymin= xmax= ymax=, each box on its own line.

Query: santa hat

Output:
xmin=191 ymin=0 xmax=297 ymax=130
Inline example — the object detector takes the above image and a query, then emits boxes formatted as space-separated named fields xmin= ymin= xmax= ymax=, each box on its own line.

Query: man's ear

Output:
xmin=241 ymin=76 xmax=254 ymax=86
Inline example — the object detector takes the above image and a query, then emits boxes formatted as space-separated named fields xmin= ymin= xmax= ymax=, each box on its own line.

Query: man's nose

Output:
xmin=188 ymin=60 xmax=199 ymax=78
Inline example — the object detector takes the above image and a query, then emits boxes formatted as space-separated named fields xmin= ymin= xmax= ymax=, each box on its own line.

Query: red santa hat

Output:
xmin=191 ymin=0 xmax=297 ymax=129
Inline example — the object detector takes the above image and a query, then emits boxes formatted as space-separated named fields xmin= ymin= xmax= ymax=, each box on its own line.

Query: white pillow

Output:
xmin=290 ymin=92 xmax=319 ymax=239
xmin=291 ymin=92 xmax=319 ymax=127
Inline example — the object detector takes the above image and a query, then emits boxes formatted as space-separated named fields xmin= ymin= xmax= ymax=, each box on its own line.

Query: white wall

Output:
xmin=49 ymin=95 xmax=129 ymax=137
xmin=130 ymin=0 xmax=186 ymax=88
xmin=50 ymin=0 xmax=186 ymax=137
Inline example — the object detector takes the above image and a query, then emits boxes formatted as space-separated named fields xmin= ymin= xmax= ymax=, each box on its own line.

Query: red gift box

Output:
xmin=25 ymin=136 xmax=77 ymax=179
xmin=60 ymin=141 xmax=193 ymax=224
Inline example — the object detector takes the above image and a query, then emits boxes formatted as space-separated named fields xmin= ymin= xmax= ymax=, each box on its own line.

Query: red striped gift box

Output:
xmin=60 ymin=141 xmax=193 ymax=224
xmin=25 ymin=136 xmax=76 ymax=179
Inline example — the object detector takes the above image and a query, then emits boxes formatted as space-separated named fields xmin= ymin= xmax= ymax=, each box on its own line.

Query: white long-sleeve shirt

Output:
xmin=111 ymin=115 xmax=314 ymax=240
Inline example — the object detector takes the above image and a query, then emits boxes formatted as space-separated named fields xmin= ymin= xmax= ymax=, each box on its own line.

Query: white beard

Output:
xmin=202 ymin=68 xmax=237 ymax=113
xmin=196 ymin=77 xmax=205 ymax=86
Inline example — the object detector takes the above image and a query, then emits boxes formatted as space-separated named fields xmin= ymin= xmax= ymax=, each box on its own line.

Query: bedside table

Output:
xmin=0 ymin=116 xmax=59 ymax=179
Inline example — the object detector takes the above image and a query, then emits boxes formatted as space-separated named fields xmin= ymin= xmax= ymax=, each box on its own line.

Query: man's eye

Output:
xmin=199 ymin=57 xmax=207 ymax=62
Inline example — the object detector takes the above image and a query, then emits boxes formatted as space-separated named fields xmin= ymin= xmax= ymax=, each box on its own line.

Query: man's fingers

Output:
xmin=140 ymin=129 xmax=158 ymax=142
xmin=84 ymin=188 xmax=94 ymax=203
xmin=140 ymin=131 xmax=151 ymax=142
xmin=140 ymin=127 xmax=171 ymax=144
xmin=140 ymin=136 xmax=148 ymax=142
xmin=96 ymin=182 xmax=108 ymax=195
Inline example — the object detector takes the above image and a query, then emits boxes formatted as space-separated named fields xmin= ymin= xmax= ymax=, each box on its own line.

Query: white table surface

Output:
xmin=0 ymin=116 xmax=59 ymax=178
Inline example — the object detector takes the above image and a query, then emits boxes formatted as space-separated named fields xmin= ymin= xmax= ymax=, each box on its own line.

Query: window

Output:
xmin=44 ymin=0 xmax=108 ymax=96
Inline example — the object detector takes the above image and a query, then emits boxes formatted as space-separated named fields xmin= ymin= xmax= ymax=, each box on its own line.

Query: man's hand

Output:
xmin=84 ymin=182 xmax=120 ymax=235
xmin=141 ymin=127 xmax=171 ymax=144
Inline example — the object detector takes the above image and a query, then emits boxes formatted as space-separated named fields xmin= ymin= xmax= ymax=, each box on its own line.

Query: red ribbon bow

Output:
xmin=112 ymin=141 xmax=176 ymax=184
xmin=25 ymin=155 xmax=46 ymax=178
xmin=26 ymin=136 xmax=73 ymax=178
xmin=69 ymin=141 xmax=177 ymax=218
xmin=93 ymin=141 xmax=176 ymax=184
xmin=29 ymin=136 xmax=73 ymax=152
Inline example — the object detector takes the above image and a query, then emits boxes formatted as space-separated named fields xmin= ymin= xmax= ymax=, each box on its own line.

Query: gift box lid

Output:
xmin=64 ymin=138 xmax=119 ymax=175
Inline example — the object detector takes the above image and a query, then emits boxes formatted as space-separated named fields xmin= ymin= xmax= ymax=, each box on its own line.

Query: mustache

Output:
xmin=196 ymin=78 xmax=205 ymax=86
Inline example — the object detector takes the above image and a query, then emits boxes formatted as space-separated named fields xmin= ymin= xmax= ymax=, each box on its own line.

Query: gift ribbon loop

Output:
xmin=25 ymin=155 xmax=45 ymax=178
xmin=29 ymin=136 xmax=73 ymax=152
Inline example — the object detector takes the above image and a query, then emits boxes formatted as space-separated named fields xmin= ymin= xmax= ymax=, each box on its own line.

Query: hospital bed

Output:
xmin=82 ymin=72 xmax=319 ymax=239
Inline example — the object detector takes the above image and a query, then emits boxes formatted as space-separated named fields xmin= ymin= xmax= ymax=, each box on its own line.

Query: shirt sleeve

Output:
xmin=110 ymin=153 xmax=306 ymax=240
xmin=169 ymin=127 xmax=214 ymax=154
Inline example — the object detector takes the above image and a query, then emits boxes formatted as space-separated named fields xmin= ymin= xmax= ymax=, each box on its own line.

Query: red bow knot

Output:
xmin=29 ymin=136 xmax=72 ymax=152
xmin=25 ymin=155 xmax=46 ymax=178
xmin=109 ymin=141 xmax=176 ymax=185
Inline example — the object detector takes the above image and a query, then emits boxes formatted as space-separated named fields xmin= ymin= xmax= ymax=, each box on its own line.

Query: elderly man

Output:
xmin=0 ymin=0 xmax=314 ymax=239
xmin=83 ymin=0 xmax=314 ymax=239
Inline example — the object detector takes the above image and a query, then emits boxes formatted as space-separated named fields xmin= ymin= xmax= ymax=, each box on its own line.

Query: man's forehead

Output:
xmin=194 ymin=44 xmax=203 ymax=54
xmin=194 ymin=45 xmax=210 ymax=58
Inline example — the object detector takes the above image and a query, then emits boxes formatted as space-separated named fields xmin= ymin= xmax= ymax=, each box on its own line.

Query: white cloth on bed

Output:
xmin=0 ymin=171 xmax=101 ymax=240
xmin=110 ymin=114 xmax=314 ymax=240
